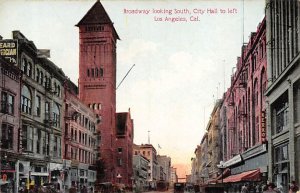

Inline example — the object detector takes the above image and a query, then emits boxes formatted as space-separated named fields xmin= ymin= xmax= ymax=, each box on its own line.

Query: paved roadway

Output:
xmin=142 ymin=190 xmax=174 ymax=193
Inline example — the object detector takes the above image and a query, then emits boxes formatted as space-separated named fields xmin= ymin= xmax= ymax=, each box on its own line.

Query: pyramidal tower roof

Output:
xmin=76 ymin=0 xmax=119 ymax=39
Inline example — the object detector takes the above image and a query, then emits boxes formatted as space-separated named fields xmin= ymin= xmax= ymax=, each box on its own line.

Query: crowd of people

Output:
xmin=239 ymin=181 xmax=300 ymax=193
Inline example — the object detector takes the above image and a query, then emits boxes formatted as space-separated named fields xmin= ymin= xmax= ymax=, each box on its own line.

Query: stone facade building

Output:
xmin=157 ymin=155 xmax=171 ymax=183
xmin=63 ymin=79 xmax=98 ymax=191
xmin=1 ymin=30 xmax=66 ymax=191
xmin=132 ymin=151 xmax=150 ymax=192
xmin=134 ymin=144 xmax=158 ymax=189
xmin=265 ymin=0 xmax=300 ymax=191
xmin=206 ymin=100 xmax=222 ymax=181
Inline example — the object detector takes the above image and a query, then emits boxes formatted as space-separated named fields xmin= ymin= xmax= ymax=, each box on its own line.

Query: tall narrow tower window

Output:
xmin=87 ymin=69 xmax=90 ymax=77
xmin=91 ymin=68 xmax=95 ymax=77
xmin=95 ymin=68 xmax=99 ymax=77
xmin=100 ymin=68 xmax=104 ymax=77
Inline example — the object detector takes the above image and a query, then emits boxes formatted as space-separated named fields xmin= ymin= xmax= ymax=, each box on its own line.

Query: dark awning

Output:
xmin=222 ymin=169 xmax=260 ymax=183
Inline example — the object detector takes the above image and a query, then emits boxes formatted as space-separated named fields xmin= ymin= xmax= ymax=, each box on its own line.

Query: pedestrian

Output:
xmin=241 ymin=184 xmax=249 ymax=193
xmin=263 ymin=182 xmax=277 ymax=193
xmin=289 ymin=181 xmax=299 ymax=193
xmin=255 ymin=184 xmax=261 ymax=193
xmin=277 ymin=183 xmax=284 ymax=193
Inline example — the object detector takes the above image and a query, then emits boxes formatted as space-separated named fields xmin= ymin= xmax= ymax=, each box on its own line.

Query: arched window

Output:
xmin=98 ymin=103 xmax=102 ymax=110
xmin=95 ymin=68 xmax=99 ymax=77
xmin=87 ymin=69 xmax=90 ymax=77
xmin=21 ymin=85 xmax=32 ymax=114
xmin=100 ymin=68 xmax=104 ymax=77
xmin=27 ymin=62 xmax=32 ymax=77
xmin=36 ymin=69 xmax=40 ymax=82
xmin=21 ymin=58 xmax=27 ymax=72
xmin=53 ymin=103 xmax=60 ymax=127
xmin=40 ymin=71 xmax=43 ymax=85
xmin=57 ymin=85 xmax=61 ymax=97
xmin=91 ymin=68 xmax=95 ymax=77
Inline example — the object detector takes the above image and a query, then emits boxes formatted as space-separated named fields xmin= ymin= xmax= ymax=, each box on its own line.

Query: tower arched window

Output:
xmin=21 ymin=85 xmax=32 ymax=114
xmin=95 ymin=68 xmax=99 ymax=77
xmin=100 ymin=68 xmax=104 ymax=77
xmin=87 ymin=69 xmax=90 ymax=77
xmin=91 ymin=68 xmax=95 ymax=77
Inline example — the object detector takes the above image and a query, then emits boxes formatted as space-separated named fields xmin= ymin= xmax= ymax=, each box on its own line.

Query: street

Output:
xmin=143 ymin=189 xmax=176 ymax=193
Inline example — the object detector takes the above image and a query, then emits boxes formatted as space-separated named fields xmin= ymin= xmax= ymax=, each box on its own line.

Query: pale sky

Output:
xmin=0 ymin=0 xmax=265 ymax=177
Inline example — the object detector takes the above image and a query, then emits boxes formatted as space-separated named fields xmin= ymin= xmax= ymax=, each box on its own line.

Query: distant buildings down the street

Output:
xmin=191 ymin=1 xmax=300 ymax=193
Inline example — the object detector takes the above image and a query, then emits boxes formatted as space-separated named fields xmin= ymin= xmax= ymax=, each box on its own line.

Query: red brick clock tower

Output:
xmin=76 ymin=0 xmax=120 ymax=183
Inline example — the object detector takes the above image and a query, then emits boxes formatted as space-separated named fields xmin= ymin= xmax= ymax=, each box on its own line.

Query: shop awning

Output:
xmin=222 ymin=169 xmax=260 ymax=183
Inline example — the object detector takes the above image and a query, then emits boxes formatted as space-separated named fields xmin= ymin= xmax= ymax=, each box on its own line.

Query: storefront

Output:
xmin=221 ymin=144 xmax=268 ymax=193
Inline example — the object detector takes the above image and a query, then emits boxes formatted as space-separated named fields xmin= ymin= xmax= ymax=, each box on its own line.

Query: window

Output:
xmin=294 ymin=79 xmax=300 ymax=123
xmin=87 ymin=69 xmax=90 ymax=77
xmin=57 ymin=85 xmax=60 ymax=97
xmin=22 ymin=125 xmax=33 ymax=152
xmin=39 ymin=71 xmax=43 ymax=85
xmin=117 ymin=158 xmax=122 ymax=166
xmin=27 ymin=62 xmax=32 ymax=77
xmin=95 ymin=68 xmax=99 ymax=77
xmin=100 ymin=68 xmax=104 ymax=77
xmin=21 ymin=58 xmax=27 ymax=72
xmin=275 ymin=144 xmax=289 ymax=162
xmin=1 ymin=123 xmax=13 ymax=149
xmin=21 ymin=58 xmax=33 ymax=78
xmin=53 ymin=136 xmax=58 ymax=157
xmin=53 ymin=103 xmax=60 ymax=127
xmin=36 ymin=69 xmax=40 ymax=82
xmin=1 ymin=92 xmax=14 ymax=115
xmin=91 ymin=68 xmax=94 ymax=77
xmin=118 ymin=148 xmax=123 ymax=154
xmin=36 ymin=95 xmax=41 ymax=116
xmin=272 ymin=92 xmax=289 ymax=134
xmin=45 ymin=102 xmax=50 ymax=121
xmin=21 ymin=85 xmax=32 ymax=114
xmin=36 ymin=130 xmax=41 ymax=154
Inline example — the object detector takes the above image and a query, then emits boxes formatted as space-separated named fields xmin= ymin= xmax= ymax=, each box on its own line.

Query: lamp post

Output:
xmin=217 ymin=161 xmax=225 ymax=193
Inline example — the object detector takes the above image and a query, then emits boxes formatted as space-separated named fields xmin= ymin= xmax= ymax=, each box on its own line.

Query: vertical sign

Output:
xmin=0 ymin=40 xmax=18 ymax=65
xmin=261 ymin=110 xmax=266 ymax=142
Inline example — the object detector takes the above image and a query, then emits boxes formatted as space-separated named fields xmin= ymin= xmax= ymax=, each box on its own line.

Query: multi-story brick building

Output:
xmin=217 ymin=17 xmax=267 ymax=193
xmin=265 ymin=0 xmax=300 ymax=191
xmin=76 ymin=1 xmax=134 ymax=185
xmin=63 ymin=79 xmax=98 ymax=192
xmin=0 ymin=47 xmax=22 ymax=192
xmin=115 ymin=110 xmax=134 ymax=187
